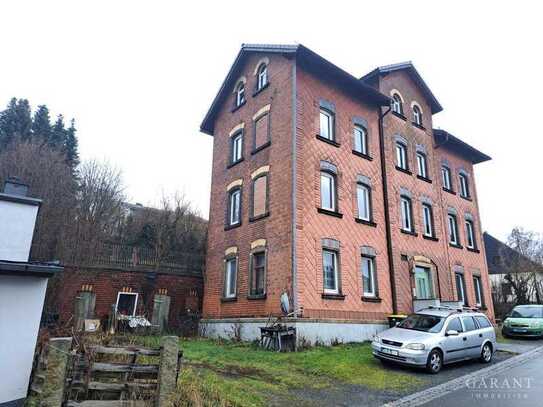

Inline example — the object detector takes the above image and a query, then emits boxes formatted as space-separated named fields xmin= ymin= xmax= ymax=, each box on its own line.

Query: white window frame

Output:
xmin=353 ymin=125 xmax=367 ymax=155
xmin=319 ymin=109 xmax=334 ymax=141
xmin=361 ymin=255 xmax=376 ymax=297
xmin=413 ymin=105 xmax=422 ymax=126
xmin=231 ymin=132 xmax=243 ymax=163
xmin=422 ymin=204 xmax=433 ymax=237
xmin=442 ymin=166 xmax=452 ymax=190
xmin=229 ymin=189 xmax=241 ymax=225
xmin=448 ymin=214 xmax=459 ymax=244
xmin=459 ymin=173 xmax=469 ymax=198
xmin=224 ymin=257 xmax=238 ymax=298
xmin=356 ymin=183 xmax=371 ymax=221
xmin=416 ymin=152 xmax=427 ymax=178
xmin=396 ymin=142 xmax=407 ymax=170
xmin=392 ymin=94 xmax=403 ymax=114
xmin=474 ymin=276 xmax=483 ymax=307
xmin=236 ymin=82 xmax=245 ymax=107
xmin=115 ymin=292 xmax=138 ymax=317
xmin=323 ymin=249 xmax=339 ymax=294
xmin=455 ymin=273 xmax=466 ymax=305
xmin=465 ymin=220 xmax=475 ymax=249
xmin=400 ymin=196 xmax=413 ymax=232
xmin=320 ymin=172 xmax=336 ymax=211
xmin=257 ymin=64 xmax=268 ymax=90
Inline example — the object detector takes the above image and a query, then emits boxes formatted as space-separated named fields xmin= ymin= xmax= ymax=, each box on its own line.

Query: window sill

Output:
xmin=401 ymin=229 xmax=418 ymax=237
xmin=412 ymin=122 xmax=426 ymax=131
xmin=423 ymin=235 xmax=439 ymax=242
xmin=231 ymin=101 xmax=246 ymax=113
xmin=460 ymin=195 xmax=472 ymax=202
xmin=227 ymin=157 xmax=244 ymax=169
xmin=467 ymin=247 xmax=480 ymax=253
xmin=391 ymin=111 xmax=407 ymax=121
xmin=322 ymin=293 xmax=345 ymax=300
xmin=317 ymin=208 xmax=343 ymax=218
xmin=221 ymin=297 xmax=237 ymax=303
xmin=251 ymin=141 xmax=271 ymax=155
xmin=252 ymin=82 xmax=269 ymax=97
xmin=449 ymin=242 xmax=463 ymax=249
xmin=361 ymin=296 xmax=382 ymax=303
xmin=352 ymin=150 xmax=373 ymax=161
xmin=249 ymin=213 xmax=270 ymax=223
xmin=224 ymin=223 xmax=242 ymax=231
xmin=316 ymin=134 xmax=340 ymax=147
xmin=417 ymin=175 xmax=432 ymax=184
xmin=247 ymin=294 xmax=267 ymax=300
xmin=355 ymin=218 xmax=377 ymax=227
xmin=395 ymin=166 xmax=412 ymax=175
xmin=443 ymin=187 xmax=456 ymax=195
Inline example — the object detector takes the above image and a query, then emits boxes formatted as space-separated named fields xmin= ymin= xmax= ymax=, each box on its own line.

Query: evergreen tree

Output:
xmin=50 ymin=114 xmax=66 ymax=148
xmin=63 ymin=119 xmax=79 ymax=169
xmin=32 ymin=105 xmax=52 ymax=144
xmin=14 ymin=99 xmax=32 ymax=141
xmin=0 ymin=98 xmax=32 ymax=149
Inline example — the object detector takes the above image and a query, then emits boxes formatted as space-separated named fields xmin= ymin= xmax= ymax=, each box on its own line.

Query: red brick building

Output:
xmin=200 ymin=44 xmax=493 ymax=342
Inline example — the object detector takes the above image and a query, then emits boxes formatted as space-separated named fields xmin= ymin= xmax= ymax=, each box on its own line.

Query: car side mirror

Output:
xmin=446 ymin=330 xmax=459 ymax=336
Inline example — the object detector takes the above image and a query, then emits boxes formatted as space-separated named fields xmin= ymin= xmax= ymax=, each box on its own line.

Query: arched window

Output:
xmin=256 ymin=63 xmax=268 ymax=91
xmin=391 ymin=93 xmax=403 ymax=115
xmin=413 ymin=105 xmax=423 ymax=126
xmin=235 ymin=81 xmax=246 ymax=107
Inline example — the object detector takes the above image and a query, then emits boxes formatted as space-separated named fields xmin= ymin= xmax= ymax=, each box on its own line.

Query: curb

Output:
xmin=382 ymin=345 xmax=543 ymax=407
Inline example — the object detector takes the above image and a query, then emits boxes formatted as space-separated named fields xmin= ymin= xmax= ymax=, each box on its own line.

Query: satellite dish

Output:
xmin=280 ymin=292 xmax=290 ymax=315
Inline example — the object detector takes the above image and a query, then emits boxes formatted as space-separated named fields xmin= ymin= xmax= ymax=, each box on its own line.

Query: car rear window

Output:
xmin=462 ymin=316 xmax=477 ymax=331
xmin=475 ymin=316 xmax=492 ymax=328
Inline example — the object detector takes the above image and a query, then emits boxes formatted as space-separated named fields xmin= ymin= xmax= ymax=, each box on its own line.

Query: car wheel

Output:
xmin=426 ymin=349 xmax=442 ymax=374
xmin=480 ymin=343 xmax=493 ymax=363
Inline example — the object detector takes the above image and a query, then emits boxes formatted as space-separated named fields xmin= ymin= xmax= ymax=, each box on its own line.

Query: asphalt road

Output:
xmin=420 ymin=350 xmax=543 ymax=407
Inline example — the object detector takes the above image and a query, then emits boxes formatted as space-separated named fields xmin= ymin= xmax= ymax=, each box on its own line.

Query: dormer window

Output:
xmin=235 ymin=81 xmax=246 ymax=107
xmin=413 ymin=105 xmax=423 ymax=126
xmin=256 ymin=63 xmax=268 ymax=91
xmin=391 ymin=93 xmax=403 ymax=115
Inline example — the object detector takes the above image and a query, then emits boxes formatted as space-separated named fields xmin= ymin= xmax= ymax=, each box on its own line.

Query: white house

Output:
xmin=0 ymin=178 xmax=62 ymax=407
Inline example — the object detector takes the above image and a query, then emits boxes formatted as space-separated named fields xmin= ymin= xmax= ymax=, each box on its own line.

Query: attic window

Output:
xmin=413 ymin=105 xmax=423 ymax=126
xmin=235 ymin=81 xmax=246 ymax=107
xmin=391 ymin=93 xmax=403 ymax=115
xmin=256 ymin=63 xmax=268 ymax=91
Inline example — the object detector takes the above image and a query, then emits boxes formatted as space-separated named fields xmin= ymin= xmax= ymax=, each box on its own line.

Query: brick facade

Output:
xmin=54 ymin=266 xmax=203 ymax=329
xmin=201 ymin=44 xmax=494 ymax=324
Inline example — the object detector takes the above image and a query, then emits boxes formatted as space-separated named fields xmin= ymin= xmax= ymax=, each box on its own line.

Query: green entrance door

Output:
xmin=414 ymin=266 xmax=433 ymax=299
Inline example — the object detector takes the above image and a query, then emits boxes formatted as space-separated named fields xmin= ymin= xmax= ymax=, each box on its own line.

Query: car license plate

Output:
xmin=513 ymin=329 xmax=527 ymax=333
xmin=381 ymin=347 xmax=399 ymax=356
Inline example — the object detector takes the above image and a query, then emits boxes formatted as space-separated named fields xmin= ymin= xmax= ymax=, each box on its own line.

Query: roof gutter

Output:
xmin=378 ymin=104 xmax=398 ymax=314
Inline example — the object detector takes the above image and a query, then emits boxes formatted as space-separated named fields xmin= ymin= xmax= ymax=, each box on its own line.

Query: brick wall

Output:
xmin=54 ymin=266 xmax=203 ymax=328
xmin=203 ymin=53 xmax=294 ymax=318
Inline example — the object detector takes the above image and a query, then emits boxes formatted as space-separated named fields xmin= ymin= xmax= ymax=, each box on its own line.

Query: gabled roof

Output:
xmin=433 ymin=129 xmax=491 ymax=164
xmin=360 ymin=61 xmax=443 ymax=114
xmin=484 ymin=232 xmax=543 ymax=275
xmin=200 ymin=44 xmax=391 ymax=135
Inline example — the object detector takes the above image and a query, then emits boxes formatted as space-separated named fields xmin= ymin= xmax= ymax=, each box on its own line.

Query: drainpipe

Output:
xmin=378 ymin=105 xmax=398 ymax=314
xmin=290 ymin=59 xmax=299 ymax=317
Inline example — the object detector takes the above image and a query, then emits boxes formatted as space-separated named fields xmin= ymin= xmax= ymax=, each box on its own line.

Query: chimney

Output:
xmin=0 ymin=178 xmax=41 ymax=262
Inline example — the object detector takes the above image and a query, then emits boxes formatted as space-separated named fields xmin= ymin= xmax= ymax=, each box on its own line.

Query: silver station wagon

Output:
xmin=372 ymin=307 xmax=496 ymax=373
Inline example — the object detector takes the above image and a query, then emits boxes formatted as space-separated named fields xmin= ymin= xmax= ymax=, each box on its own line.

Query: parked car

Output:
xmin=502 ymin=304 xmax=543 ymax=338
xmin=372 ymin=307 xmax=496 ymax=373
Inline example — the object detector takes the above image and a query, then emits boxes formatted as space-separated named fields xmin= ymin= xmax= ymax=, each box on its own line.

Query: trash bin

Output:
xmin=387 ymin=314 xmax=407 ymax=328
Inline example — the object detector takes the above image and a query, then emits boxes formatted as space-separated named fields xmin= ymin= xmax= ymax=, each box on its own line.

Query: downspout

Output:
xmin=378 ymin=105 xmax=398 ymax=314
xmin=290 ymin=59 xmax=299 ymax=317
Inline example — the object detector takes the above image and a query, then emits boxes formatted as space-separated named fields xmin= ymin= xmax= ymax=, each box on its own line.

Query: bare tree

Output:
xmin=0 ymin=141 xmax=76 ymax=261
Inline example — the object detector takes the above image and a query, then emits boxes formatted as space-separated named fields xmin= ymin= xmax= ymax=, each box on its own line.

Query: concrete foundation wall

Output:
xmin=200 ymin=318 xmax=388 ymax=345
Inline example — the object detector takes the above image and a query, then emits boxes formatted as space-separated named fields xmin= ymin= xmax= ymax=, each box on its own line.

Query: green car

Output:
xmin=502 ymin=305 xmax=543 ymax=338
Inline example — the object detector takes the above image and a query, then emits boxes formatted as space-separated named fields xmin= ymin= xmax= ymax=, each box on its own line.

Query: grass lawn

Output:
xmin=134 ymin=337 xmax=424 ymax=406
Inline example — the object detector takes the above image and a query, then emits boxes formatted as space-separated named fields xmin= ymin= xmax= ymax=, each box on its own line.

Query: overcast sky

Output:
xmin=1 ymin=1 xmax=541 ymax=241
